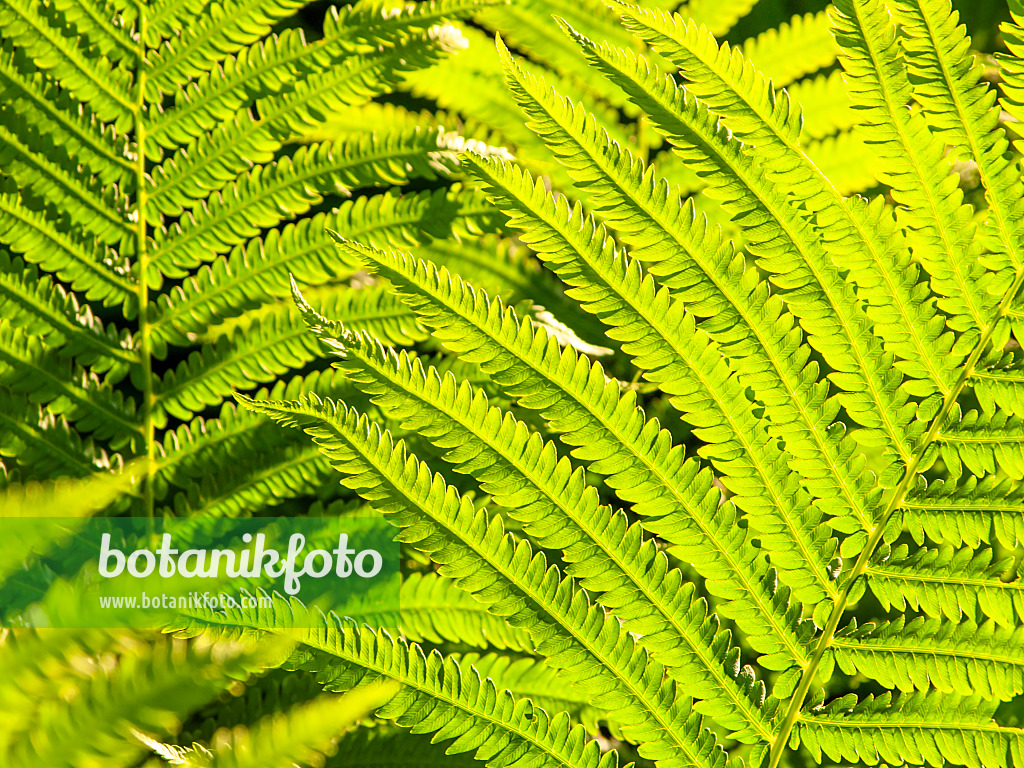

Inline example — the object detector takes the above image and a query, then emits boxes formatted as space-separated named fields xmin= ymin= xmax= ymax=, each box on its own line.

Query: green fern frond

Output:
xmin=149 ymin=186 xmax=498 ymax=350
xmin=934 ymin=408 xmax=1024 ymax=480
xmin=831 ymin=0 xmax=997 ymax=340
xmin=155 ymin=315 xmax=328 ymax=423
xmin=604 ymin=2 xmax=958 ymax=406
xmin=742 ymin=11 xmax=838 ymax=88
xmin=181 ymin=612 xmax=625 ymax=768
xmin=0 ymin=249 xmax=134 ymax=372
xmin=209 ymin=283 xmax=426 ymax=346
xmin=865 ymin=543 xmax=1024 ymax=628
xmin=153 ymin=128 xmax=485 ymax=273
xmin=0 ymin=42 xmax=132 ymax=184
xmin=1 ymin=636 xmax=271 ymax=768
xmin=897 ymin=476 xmax=1024 ymax=549
xmin=0 ymin=326 xmax=139 ymax=446
xmin=236 ymin=393 xmax=731 ymax=768
xmin=150 ymin=126 xmax=483 ymax=218
xmin=145 ymin=29 xmax=464 ymax=229
xmin=476 ymin=46 xmax=887 ymax=555
xmin=385 ymin=572 xmax=536 ymax=651
xmin=786 ymin=71 xmax=861 ymax=140
xmin=291 ymin=288 xmax=776 ymax=741
xmin=0 ymin=179 xmax=134 ymax=309
xmin=461 ymin=157 xmax=840 ymax=615
xmin=895 ymin=0 xmax=1024 ymax=274
xmin=679 ymin=0 xmax=758 ymax=37
xmin=568 ymin=26 xmax=929 ymax=485
xmin=832 ymin=616 xmax=1024 ymax=700
xmin=795 ymin=692 xmax=1022 ymax=768
xmin=0 ymin=0 xmax=135 ymax=129
xmin=0 ymin=389 xmax=118 ymax=481
xmin=476 ymin=0 xmax=641 ymax=111
xmin=803 ymin=131 xmax=879 ymax=196
xmin=161 ymin=441 xmax=331 ymax=517
xmin=0 ymin=119 xmax=132 ymax=245
xmin=48 ymin=0 xmax=136 ymax=63
xmin=330 ymin=236 xmax=812 ymax=682
xmin=142 ymin=0 xmax=308 ymax=97
xmin=461 ymin=652 xmax=601 ymax=727
xmin=154 ymin=369 xmax=366 ymax=501
xmin=154 ymin=685 xmax=396 ymax=768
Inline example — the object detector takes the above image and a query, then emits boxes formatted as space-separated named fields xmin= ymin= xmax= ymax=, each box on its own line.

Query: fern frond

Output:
xmin=0 ymin=454 xmax=132 ymax=520
xmin=742 ymin=12 xmax=837 ymax=87
xmin=607 ymin=3 xmax=959 ymax=407
xmin=973 ymin=350 xmax=1024 ymax=419
xmin=832 ymin=616 xmax=1024 ymax=700
xmin=796 ymin=692 xmax=1022 ymax=768
xmin=49 ymin=0 xmax=136 ymax=63
xmin=292 ymin=294 xmax=776 ymax=741
xmin=934 ymin=409 xmax=1024 ymax=480
xmin=897 ymin=476 xmax=1024 ymax=550
xmin=678 ymin=0 xmax=757 ymax=37
xmin=0 ymin=249 xmax=134 ymax=372
xmin=1 ymin=637 xmax=270 ymax=768
xmin=401 ymin=24 xmax=620 ymax=193
xmin=461 ymin=155 xmax=840 ymax=615
xmin=481 ymin=47 xmax=887 ymax=553
xmin=804 ymin=130 xmax=879 ymax=195
xmin=0 ymin=326 xmax=139 ymax=446
xmin=830 ymin=0 xmax=997 ymax=340
xmin=149 ymin=186 xmax=497 ymax=349
xmin=0 ymin=390 xmax=115 ymax=480
xmin=462 ymin=652 xmax=600 ymax=727
xmin=0 ymin=0 xmax=135 ymax=129
xmin=390 ymin=572 xmax=536 ymax=651
xmin=0 ymin=118 xmax=132 ymax=246
xmin=476 ymin=0 xmax=640 ymax=110
xmin=154 ymin=314 xmax=328 ymax=423
xmin=181 ymin=614 xmax=625 ymax=768
xmin=149 ymin=290 xmax=419 ymax=428
xmin=786 ymin=71 xmax=860 ymax=140
xmin=161 ymin=686 xmax=395 ymax=768
xmin=0 ymin=42 xmax=132 ymax=184
xmin=152 ymin=129 xmax=478 ymax=273
xmin=0 ymin=179 xmax=135 ymax=309
xmin=414 ymin=237 xmax=567 ymax=313
xmin=329 ymin=237 xmax=812 ymax=684
xmin=569 ymin=27 xmax=931 ymax=489
xmin=143 ymin=0 xmax=307 ymax=97
xmin=145 ymin=29 xmax=464 ymax=227
xmin=865 ymin=543 xmax=1024 ymax=629
xmin=155 ymin=369 xmax=365 ymax=500
xmin=236 ymin=394 xmax=732 ymax=768
xmin=161 ymin=441 xmax=332 ymax=517
xmin=151 ymin=124 xmax=480 ymax=219
xmin=895 ymin=0 xmax=1024 ymax=274
xmin=210 ymin=284 xmax=426 ymax=347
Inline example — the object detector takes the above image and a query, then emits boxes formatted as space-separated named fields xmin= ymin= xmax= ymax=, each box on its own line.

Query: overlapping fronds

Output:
xmin=0 ymin=0 xmax=495 ymax=504
xmin=240 ymin=4 xmax=1024 ymax=768
xmin=7 ymin=1 xmax=1024 ymax=768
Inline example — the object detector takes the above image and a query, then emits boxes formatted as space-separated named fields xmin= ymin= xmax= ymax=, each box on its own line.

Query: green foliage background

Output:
xmin=0 ymin=0 xmax=1021 ymax=767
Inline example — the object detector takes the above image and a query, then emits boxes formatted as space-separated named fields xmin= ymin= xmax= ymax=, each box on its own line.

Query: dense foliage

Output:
xmin=1 ymin=0 xmax=1022 ymax=767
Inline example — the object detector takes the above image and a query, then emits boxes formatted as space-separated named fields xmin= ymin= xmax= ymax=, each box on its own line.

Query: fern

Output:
xmin=220 ymin=2 xmax=1024 ymax=768
xmin=7 ymin=1 xmax=1024 ymax=768
xmin=0 ymin=0 xmax=500 ymax=518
